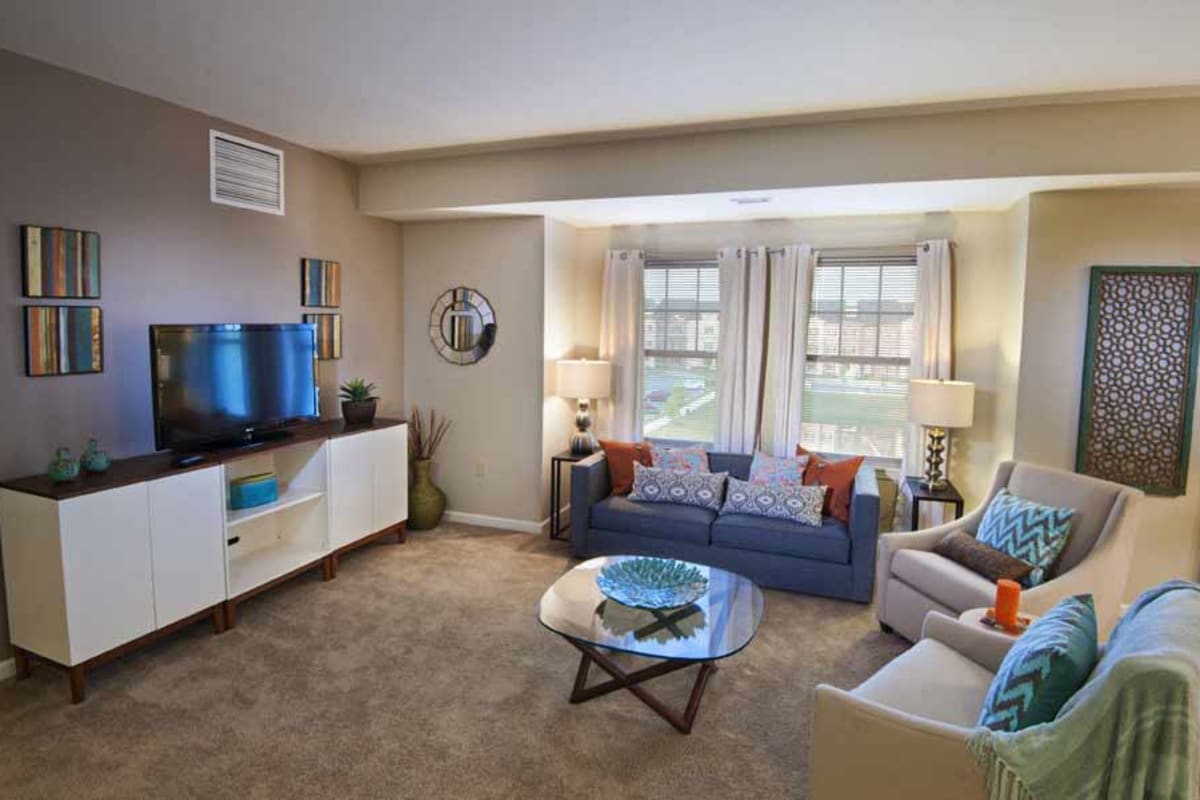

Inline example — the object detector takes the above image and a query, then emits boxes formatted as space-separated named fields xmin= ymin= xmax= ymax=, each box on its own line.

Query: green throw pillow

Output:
xmin=977 ymin=594 xmax=1099 ymax=732
xmin=976 ymin=489 xmax=1074 ymax=586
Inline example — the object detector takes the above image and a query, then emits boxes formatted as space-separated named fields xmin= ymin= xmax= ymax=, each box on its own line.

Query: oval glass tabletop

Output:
xmin=538 ymin=556 xmax=765 ymax=662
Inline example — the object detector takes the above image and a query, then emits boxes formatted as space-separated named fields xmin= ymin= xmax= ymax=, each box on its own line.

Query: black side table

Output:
xmin=550 ymin=450 xmax=587 ymax=540
xmin=904 ymin=477 xmax=965 ymax=531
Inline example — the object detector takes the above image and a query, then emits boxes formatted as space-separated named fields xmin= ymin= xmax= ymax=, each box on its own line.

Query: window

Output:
xmin=642 ymin=258 xmax=720 ymax=443
xmin=800 ymin=253 xmax=918 ymax=462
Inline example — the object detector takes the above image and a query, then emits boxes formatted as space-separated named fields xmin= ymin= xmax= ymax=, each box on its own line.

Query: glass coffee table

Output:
xmin=538 ymin=555 xmax=765 ymax=734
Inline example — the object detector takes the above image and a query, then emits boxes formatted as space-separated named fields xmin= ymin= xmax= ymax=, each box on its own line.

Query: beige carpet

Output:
xmin=0 ymin=523 xmax=906 ymax=799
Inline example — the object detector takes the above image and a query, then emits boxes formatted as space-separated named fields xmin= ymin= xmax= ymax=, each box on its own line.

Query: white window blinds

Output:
xmin=800 ymin=253 xmax=918 ymax=462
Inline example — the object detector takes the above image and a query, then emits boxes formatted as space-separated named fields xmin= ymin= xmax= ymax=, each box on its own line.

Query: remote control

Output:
xmin=172 ymin=454 xmax=206 ymax=468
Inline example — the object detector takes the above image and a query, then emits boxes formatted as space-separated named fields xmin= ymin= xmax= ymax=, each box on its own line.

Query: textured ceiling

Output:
xmin=3 ymin=1 xmax=1200 ymax=159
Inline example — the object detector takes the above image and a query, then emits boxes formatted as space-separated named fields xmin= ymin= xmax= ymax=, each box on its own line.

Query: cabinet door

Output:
xmin=59 ymin=484 xmax=156 ymax=664
xmin=148 ymin=467 xmax=226 ymax=627
xmin=372 ymin=424 xmax=408 ymax=530
xmin=330 ymin=431 xmax=374 ymax=548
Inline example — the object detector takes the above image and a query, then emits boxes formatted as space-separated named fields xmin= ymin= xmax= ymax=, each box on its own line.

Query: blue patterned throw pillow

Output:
xmin=630 ymin=463 xmax=726 ymax=511
xmin=976 ymin=489 xmax=1074 ymax=587
xmin=647 ymin=443 xmax=709 ymax=473
xmin=977 ymin=594 xmax=1098 ymax=733
xmin=720 ymin=477 xmax=826 ymax=525
xmin=748 ymin=451 xmax=809 ymax=486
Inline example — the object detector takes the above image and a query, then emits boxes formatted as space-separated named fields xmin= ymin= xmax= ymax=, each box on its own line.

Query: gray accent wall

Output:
xmin=0 ymin=50 xmax=404 ymax=660
xmin=402 ymin=218 xmax=546 ymax=526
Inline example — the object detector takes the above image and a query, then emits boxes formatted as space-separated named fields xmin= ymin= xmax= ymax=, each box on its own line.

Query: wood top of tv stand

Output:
xmin=0 ymin=418 xmax=406 ymax=501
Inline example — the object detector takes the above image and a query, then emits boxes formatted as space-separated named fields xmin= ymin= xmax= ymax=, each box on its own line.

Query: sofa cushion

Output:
xmin=598 ymin=439 xmax=652 ymax=495
xmin=711 ymin=513 xmax=850 ymax=563
xmin=630 ymin=463 xmax=727 ymax=511
xmin=890 ymin=549 xmax=995 ymax=612
xmin=978 ymin=594 xmax=1098 ymax=732
xmin=934 ymin=530 xmax=1036 ymax=584
xmin=853 ymin=638 xmax=996 ymax=727
xmin=1005 ymin=462 xmax=1120 ymax=574
xmin=720 ymin=477 xmax=826 ymax=526
xmin=796 ymin=446 xmax=863 ymax=523
xmin=748 ymin=451 xmax=809 ymax=486
xmin=976 ymin=489 xmax=1075 ymax=587
xmin=647 ymin=443 xmax=709 ymax=472
xmin=590 ymin=496 xmax=715 ymax=546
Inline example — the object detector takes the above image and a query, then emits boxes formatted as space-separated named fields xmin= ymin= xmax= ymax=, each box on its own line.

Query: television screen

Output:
xmin=150 ymin=324 xmax=319 ymax=450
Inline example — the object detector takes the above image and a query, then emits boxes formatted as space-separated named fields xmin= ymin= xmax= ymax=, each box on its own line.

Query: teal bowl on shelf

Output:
xmin=229 ymin=473 xmax=279 ymax=510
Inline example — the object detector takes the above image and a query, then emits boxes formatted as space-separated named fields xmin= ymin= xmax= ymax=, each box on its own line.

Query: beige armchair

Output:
xmin=809 ymin=612 xmax=1010 ymax=800
xmin=875 ymin=461 xmax=1143 ymax=641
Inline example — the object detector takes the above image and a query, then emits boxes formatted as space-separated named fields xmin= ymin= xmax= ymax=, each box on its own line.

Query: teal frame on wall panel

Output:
xmin=1076 ymin=266 xmax=1200 ymax=496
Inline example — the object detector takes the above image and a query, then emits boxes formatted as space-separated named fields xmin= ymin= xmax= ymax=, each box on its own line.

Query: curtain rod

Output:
xmin=645 ymin=243 xmax=928 ymax=260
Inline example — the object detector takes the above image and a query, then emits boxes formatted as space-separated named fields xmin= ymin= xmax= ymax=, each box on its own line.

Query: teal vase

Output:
xmin=48 ymin=448 xmax=80 ymax=483
xmin=408 ymin=458 xmax=446 ymax=530
xmin=81 ymin=438 xmax=111 ymax=473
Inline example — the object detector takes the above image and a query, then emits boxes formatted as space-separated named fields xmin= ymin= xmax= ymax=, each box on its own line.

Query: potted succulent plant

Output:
xmin=339 ymin=378 xmax=378 ymax=426
xmin=408 ymin=405 xmax=451 ymax=529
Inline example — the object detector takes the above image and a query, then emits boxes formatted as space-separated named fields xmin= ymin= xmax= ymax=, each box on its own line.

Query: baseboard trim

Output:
xmin=0 ymin=657 xmax=14 ymax=682
xmin=538 ymin=504 xmax=570 ymax=537
xmin=443 ymin=510 xmax=542 ymax=535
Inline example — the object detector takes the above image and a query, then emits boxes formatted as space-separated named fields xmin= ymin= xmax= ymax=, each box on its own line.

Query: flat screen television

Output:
xmin=150 ymin=323 xmax=319 ymax=451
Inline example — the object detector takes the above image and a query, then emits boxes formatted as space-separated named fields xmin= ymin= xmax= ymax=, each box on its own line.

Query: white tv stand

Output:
xmin=0 ymin=418 xmax=408 ymax=703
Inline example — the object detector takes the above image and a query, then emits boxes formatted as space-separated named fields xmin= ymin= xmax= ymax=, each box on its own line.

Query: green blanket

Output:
xmin=968 ymin=580 xmax=1200 ymax=800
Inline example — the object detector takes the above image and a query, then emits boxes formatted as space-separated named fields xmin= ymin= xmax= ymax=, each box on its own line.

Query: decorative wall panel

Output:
xmin=1076 ymin=267 xmax=1200 ymax=495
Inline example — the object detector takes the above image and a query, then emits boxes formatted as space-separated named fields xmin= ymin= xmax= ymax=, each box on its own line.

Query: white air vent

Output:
xmin=210 ymin=130 xmax=285 ymax=215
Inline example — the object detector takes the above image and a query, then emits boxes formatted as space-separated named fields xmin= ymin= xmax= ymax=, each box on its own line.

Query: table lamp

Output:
xmin=908 ymin=379 xmax=975 ymax=490
xmin=556 ymin=359 xmax=612 ymax=455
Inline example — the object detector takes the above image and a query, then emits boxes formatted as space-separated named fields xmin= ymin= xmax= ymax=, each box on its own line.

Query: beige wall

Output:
xmin=585 ymin=212 xmax=1025 ymax=507
xmin=401 ymin=217 xmax=546 ymax=524
xmin=542 ymin=220 xmax=577 ymax=521
xmin=0 ymin=50 xmax=405 ymax=660
xmin=361 ymin=97 xmax=1200 ymax=216
xmin=1014 ymin=189 xmax=1200 ymax=596
xmin=571 ymin=228 xmax=611 ymax=361
xmin=949 ymin=208 xmax=1027 ymax=507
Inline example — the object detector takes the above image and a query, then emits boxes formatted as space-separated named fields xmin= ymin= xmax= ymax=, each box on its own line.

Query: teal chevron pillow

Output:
xmin=976 ymin=489 xmax=1074 ymax=587
xmin=978 ymin=594 xmax=1098 ymax=732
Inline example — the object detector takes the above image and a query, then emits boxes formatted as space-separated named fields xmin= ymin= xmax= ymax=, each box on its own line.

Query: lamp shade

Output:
xmin=556 ymin=359 xmax=611 ymax=399
xmin=908 ymin=379 xmax=975 ymax=428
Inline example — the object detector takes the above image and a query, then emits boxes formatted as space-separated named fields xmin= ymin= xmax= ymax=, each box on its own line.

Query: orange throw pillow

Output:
xmin=795 ymin=446 xmax=864 ymax=523
xmin=599 ymin=440 xmax=652 ymax=496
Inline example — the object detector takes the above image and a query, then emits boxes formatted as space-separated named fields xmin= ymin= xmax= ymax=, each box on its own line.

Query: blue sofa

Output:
xmin=569 ymin=451 xmax=880 ymax=602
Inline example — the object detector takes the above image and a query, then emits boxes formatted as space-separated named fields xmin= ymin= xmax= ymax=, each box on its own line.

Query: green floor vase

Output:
xmin=408 ymin=458 xmax=446 ymax=530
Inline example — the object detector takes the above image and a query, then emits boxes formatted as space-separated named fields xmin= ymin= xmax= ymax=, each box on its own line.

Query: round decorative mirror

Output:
xmin=429 ymin=286 xmax=497 ymax=365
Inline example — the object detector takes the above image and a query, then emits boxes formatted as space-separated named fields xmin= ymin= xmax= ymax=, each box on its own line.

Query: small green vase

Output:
xmin=81 ymin=438 xmax=111 ymax=473
xmin=47 ymin=447 xmax=80 ymax=483
xmin=408 ymin=458 xmax=446 ymax=530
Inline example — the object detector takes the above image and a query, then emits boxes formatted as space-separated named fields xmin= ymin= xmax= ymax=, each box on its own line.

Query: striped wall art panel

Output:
xmin=304 ymin=313 xmax=342 ymax=360
xmin=22 ymin=225 xmax=101 ymax=299
xmin=301 ymin=258 xmax=340 ymax=307
xmin=25 ymin=306 xmax=104 ymax=376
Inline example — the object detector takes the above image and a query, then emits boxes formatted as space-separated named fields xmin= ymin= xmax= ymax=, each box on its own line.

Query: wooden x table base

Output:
xmin=565 ymin=638 xmax=717 ymax=734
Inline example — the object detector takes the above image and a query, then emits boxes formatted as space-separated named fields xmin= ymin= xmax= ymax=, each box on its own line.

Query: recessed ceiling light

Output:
xmin=731 ymin=196 xmax=771 ymax=205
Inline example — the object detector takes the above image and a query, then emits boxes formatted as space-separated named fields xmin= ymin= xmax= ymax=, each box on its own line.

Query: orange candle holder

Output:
xmin=994 ymin=579 xmax=1021 ymax=628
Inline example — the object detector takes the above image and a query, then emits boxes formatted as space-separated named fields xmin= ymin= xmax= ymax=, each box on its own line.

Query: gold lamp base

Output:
xmin=923 ymin=426 xmax=948 ymax=490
